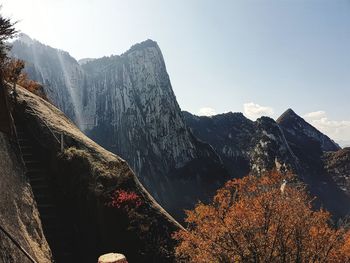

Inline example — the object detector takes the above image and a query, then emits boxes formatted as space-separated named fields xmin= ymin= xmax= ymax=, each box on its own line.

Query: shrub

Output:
xmin=106 ymin=189 xmax=142 ymax=211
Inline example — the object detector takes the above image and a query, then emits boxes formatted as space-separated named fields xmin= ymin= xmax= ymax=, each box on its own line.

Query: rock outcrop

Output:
xmin=324 ymin=148 xmax=350 ymax=195
xmin=12 ymin=86 xmax=180 ymax=262
xmin=0 ymin=127 xmax=52 ymax=262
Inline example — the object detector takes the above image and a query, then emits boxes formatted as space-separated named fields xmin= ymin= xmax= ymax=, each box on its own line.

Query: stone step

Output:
xmin=24 ymin=160 xmax=42 ymax=169
xmin=34 ymin=193 xmax=54 ymax=204
xmin=29 ymin=176 xmax=47 ymax=184
xmin=26 ymin=170 xmax=46 ymax=178
xmin=31 ymin=183 xmax=50 ymax=191
xmin=22 ymin=155 xmax=40 ymax=163
xmin=37 ymin=204 xmax=56 ymax=215
xmin=15 ymin=121 xmax=74 ymax=262
xmin=18 ymin=138 xmax=31 ymax=144
xmin=19 ymin=145 xmax=33 ymax=151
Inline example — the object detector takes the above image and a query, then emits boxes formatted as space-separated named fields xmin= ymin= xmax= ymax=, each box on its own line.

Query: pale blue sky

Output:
xmin=2 ymin=0 xmax=350 ymax=145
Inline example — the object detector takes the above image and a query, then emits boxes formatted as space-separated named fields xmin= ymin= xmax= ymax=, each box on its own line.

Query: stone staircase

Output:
xmin=15 ymin=120 xmax=74 ymax=263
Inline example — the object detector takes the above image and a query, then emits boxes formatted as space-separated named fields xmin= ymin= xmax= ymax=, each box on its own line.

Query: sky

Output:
xmin=1 ymin=0 xmax=350 ymax=146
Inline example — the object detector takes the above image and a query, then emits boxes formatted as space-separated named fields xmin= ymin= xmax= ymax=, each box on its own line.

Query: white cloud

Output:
xmin=303 ymin=111 xmax=350 ymax=148
xmin=198 ymin=107 xmax=217 ymax=116
xmin=304 ymin=110 xmax=327 ymax=120
xmin=243 ymin=102 xmax=274 ymax=120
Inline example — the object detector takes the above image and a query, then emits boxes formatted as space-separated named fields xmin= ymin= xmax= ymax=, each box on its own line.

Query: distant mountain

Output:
xmin=184 ymin=110 xmax=350 ymax=217
xmin=11 ymin=35 xmax=229 ymax=220
xmin=182 ymin=111 xmax=299 ymax=178
xmin=277 ymin=108 xmax=340 ymax=152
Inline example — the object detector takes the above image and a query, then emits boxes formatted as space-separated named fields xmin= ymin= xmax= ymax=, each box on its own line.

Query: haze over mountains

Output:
xmin=10 ymin=34 xmax=350 ymax=220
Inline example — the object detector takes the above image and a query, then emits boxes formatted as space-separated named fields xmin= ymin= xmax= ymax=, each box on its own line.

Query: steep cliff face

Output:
xmin=277 ymin=109 xmax=341 ymax=152
xmin=13 ymin=86 xmax=180 ymax=262
xmin=324 ymin=148 xmax=350 ymax=195
xmin=10 ymin=34 xmax=84 ymax=128
xmin=183 ymin=111 xmax=299 ymax=178
xmin=0 ymin=132 xmax=52 ymax=262
xmin=11 ymin=36 xmax=228 ymax=220
xmin=81 ymin=41 xmax=228 ymax=217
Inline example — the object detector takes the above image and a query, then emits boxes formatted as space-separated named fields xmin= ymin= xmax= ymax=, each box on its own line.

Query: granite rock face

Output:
xmin=11 ymin=33 xmax=84 ymax=128
xmin=0 ymin=131 xmax=52 ymax=263
xmin=11 ymin=36 xmax=228 ymax=219
xmin=277 ymin=109 xmax=341 ymax=152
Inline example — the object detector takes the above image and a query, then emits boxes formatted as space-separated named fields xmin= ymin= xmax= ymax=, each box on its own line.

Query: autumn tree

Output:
xmin=174 ymin=171 xmax=350 ymax=262
xmin=3 ymin=58 xmax=24 ymax=88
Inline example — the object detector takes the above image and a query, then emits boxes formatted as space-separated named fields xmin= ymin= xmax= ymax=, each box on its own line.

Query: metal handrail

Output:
xmin=0 ymin=224 xmax=38 ymax=263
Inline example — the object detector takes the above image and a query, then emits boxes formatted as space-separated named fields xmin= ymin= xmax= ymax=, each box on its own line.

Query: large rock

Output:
xmin=14 ymin=86 xmax=181 ymax=262
xmin=0 ymin=129 xmax=52 ymax=262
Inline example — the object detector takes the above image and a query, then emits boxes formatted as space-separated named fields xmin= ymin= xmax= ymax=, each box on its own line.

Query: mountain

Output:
xmin=183 ymin=110 xmax=350 ymax=217
xmin=183 ymin=111 xmax=300 ymax=178
xmin=10 ymin=35 xmax=229 ymax=220
xmin=277 ymin=108 xmax=340 ymax=152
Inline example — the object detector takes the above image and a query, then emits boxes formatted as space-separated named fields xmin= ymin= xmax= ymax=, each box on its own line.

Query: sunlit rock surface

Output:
xmin=0 ymin=130 xmax=52 ymax=262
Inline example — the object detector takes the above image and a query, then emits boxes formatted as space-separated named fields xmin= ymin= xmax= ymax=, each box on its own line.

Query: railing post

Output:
xmin=60 ymin=133 xmax=64 ymax=152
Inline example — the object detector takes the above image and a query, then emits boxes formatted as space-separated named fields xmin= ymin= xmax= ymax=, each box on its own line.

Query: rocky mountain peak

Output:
xmin=276 ymin=108 xmax=299 ymax=123
xmin=277 ymin=108 xmax=340 ymax=152
xmin=16 ymin=33 xmax=35 ymax=45
xmin=124 ymin=39 xmax=160 ymax=55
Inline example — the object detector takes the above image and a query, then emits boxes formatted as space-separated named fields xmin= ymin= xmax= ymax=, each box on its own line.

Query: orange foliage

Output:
xmin=3 ymin=58 xmax=24 ymax=83
xmin=17 ymin=72 xmax=48 ymax=101
xmin=174 ymin=171 xmax=350 ymax=262
xmin=4 ymin=58 xmax=48 ymax=101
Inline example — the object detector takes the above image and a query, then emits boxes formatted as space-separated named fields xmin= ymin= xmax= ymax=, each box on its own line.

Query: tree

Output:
xmin=0 ymin=6 xmax=17 ymax=71
xmin=173 ymin=171 xmax=350 ymax=262
xmin=3 ymin=58 xmax=24 ymax=92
